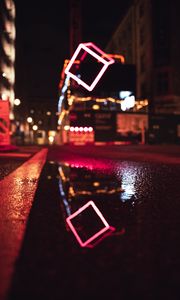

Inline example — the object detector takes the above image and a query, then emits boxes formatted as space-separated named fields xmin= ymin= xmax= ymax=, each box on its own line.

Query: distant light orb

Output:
xmin=32 ymin=125 xmax=38 ymax=131
xmin=2 ymin=93 xmax=8 ymax=100
xmin=64 ymin=125 xmax=70 ymax=131
xmin=14 ymin=98 xmax=21 ymax=106
xmin=48 ymin=136 xmax=54 ymax=144
xmin=74 ymin=126 xmax=78 ymax=132
xmin=84 ymin=127 xmax=88 ymax=132
xmin=27 ymin=117 xmax=33 ymax=123
xmin=88 ymin=127 xmax=93 ymax=132
xmin=92 ymin=104 xmax=100 ymax=110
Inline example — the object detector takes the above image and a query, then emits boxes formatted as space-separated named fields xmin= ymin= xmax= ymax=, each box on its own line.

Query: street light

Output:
xmin=14 ymin=98 xmax=21 ymax=106
xmin=13 ymin=98 xmax=22 ymax=144
xmin=27 ymin=117 xmax=33 ymax=123
xmin=31 ymin=124 xmax=38 ymax=144
xmin=32 ymin=125 xmax=38 ymax=131
xmin=26 ymin=117 xmax=33 ymax=144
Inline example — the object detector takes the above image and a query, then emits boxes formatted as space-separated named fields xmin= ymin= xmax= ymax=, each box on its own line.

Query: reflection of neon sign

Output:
xmin=116 ymin=163 xmax=138 ymax=201
xmin=66 ymin=200 xmax=115 ymax=247
xmin=65 ymin=42 xmax=115 ymax=91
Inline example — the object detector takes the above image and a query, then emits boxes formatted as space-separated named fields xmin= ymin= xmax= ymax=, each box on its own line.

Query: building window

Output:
xmin=156 ymin=72 xmax=169 ymax=95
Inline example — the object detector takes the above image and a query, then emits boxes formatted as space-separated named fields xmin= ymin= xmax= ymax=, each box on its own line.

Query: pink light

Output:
xmin=86 ymin=226 xmax=115 ymax=248
xmin=65 ymin=42 xmax=115 ymax=91
xmin=74 ymin=126 xmax=79 ymax=132
xmin=63 ymin=157 xmax=113 ymax=172
xmin=66 ymin=200 xmax=112 ymax=247
xmin=88 ymin=127 xmax=93 ymax=132
xmin=84 ymin=127 xmax=88 ymax=132
xmin=69 ymin=126 xmax=94 ymax=133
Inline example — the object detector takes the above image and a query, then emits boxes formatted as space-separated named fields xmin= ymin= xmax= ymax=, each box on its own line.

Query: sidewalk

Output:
xmin=0 ymin=147 xmax=48 ymax=300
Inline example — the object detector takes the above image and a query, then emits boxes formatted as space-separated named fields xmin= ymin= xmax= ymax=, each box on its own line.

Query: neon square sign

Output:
xmin=65 ymin=42 xmax=115 ymax=91
xmin=66 ymin=200 xmax=114 ymax=248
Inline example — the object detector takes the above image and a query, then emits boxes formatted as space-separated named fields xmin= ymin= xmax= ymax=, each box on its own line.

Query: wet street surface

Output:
xmin=5 ymin=145 xmax=180 ymax=300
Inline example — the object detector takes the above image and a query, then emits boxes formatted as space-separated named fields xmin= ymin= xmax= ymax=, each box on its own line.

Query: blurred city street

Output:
xmin=0 ymin=144 xmax=180 ymax=300
xmin=1 ymin=0 xmax=180 ymax=299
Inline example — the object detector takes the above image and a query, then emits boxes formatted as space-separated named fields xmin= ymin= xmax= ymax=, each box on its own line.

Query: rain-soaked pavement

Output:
xmin=3 ymin=145 xmax=180 ymax=300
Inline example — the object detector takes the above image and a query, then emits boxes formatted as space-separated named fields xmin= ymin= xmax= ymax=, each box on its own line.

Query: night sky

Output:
xmin=13 ymin=0 xmax=132 ymax=111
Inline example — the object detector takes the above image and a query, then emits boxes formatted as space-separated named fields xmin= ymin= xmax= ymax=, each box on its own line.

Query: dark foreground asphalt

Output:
xmin=1 ymin=144 xmax=179 ymax=300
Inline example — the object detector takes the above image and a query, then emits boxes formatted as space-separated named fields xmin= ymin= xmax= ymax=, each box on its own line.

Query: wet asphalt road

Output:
xmin=4 ymin=145 xmax=180 ymax=300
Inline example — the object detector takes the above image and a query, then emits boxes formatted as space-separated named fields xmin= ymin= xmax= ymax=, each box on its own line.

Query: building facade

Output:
xmin=105 ymin=0 xmax=180 ymax=115
xmin=0 ymin=0 xmax=16 ymax=119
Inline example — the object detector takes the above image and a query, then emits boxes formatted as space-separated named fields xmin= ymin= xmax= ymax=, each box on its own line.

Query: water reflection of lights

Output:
xmin=63 ymin=158 xmax=113 ymax=173
xmin=57 ymin=162 xmax=126 ymax=247
xmin=58 ymin=166 xmax=71 ymax=216
xmin=66 ymin=200 xmax=115 ymax=248
xmin=58 ymin=164 xmax=123 ymax=198
xmin=58 ymin=161 xmax=143 ymax=203
xmin=115 ymin=163 xmax=140 ymax=202
xmin=59 ymin=166 xmax=67 ymax=181
xmin=59 ymin=182 xmax=71 ymax=216
xmin=74 ymin=187 xmax=124 ymax=196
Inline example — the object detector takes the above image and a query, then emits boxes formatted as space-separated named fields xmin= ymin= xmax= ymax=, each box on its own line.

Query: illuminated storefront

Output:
xmin=58 ymin=44 xmax=148 ymax=145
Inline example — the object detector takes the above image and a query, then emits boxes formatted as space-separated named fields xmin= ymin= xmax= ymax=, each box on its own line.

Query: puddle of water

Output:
xmin=57 ymin=160 xmax=139 ymax=247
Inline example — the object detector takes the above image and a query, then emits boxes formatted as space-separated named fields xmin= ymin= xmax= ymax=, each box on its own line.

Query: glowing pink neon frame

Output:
xmin=86 ymin=226 xmax=115 ymax=248
xmin=64 ymin=42 xmax=115 ymax=91
xmin=66 ymin=200 xmax=112 ymax=247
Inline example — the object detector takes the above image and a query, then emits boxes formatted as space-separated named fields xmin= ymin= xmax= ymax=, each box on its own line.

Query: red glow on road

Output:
xmin=0 ymin=148 xmax=48 ymax=299
xmin=64 ymin=157 xmax=113 ymax=172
